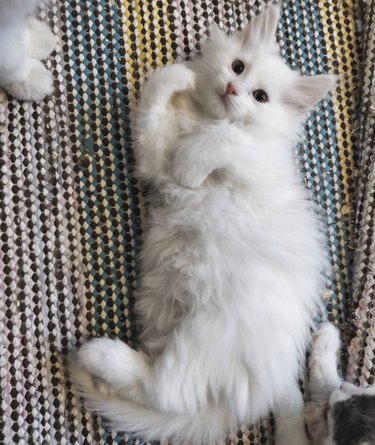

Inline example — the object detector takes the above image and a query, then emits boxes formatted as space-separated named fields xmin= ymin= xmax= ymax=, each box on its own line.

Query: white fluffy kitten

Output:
xmin=306 ymin=323 xmax=375 ymax=445
xmin=70 ymin=5 xmax=336 ymax=445
xmin=0 ymin=0 xmax=56 ymax=101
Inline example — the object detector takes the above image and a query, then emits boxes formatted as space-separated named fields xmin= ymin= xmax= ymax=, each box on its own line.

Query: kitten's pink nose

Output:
xmin=225 ymin=83 xmax=238 ymax=96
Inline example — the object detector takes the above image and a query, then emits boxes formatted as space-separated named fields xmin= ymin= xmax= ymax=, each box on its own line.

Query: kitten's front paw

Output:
xmin=172 ymin=154 xmax=207 ymax=188
xmin=148 ymin=63 xmax=195 ymax=100
xmin=25 ymin=17 xmax=57 ymax=60
xmin=165 ymin=63 xmax=195 ymax=94
xmin=6 ymin=59 xmax=54 ymax=101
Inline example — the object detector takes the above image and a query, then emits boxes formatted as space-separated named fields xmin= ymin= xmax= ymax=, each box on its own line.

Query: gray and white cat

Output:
xmin=0 ymin=0 xmax=56 ymax=101
xmin=306 ymin=323 xmax=375 ymax=445
xmin=69 ymin=5 xmax=336 ymax=445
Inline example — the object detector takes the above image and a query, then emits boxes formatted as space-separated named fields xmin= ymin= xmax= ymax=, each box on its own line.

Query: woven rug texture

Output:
xmin=0 ymin=0 xmax=374 ymax=444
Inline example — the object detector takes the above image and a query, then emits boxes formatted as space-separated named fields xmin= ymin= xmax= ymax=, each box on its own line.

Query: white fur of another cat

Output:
xmin=0 ymin=0 xmax=56 ymax=101
xmin=69 ymin=5 xmax=336 ymax=445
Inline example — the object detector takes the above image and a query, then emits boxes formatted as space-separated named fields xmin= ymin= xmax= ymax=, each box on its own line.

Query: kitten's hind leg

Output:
xmin=275 ymin=383 xmax=309 ymax=445
xmin=25 ymin=17 xmax=57 ymax=60
xmin=71 ymin=338 xmax=150 ymax=403
xmin=309 ymin=322 xmax=342 ymax=403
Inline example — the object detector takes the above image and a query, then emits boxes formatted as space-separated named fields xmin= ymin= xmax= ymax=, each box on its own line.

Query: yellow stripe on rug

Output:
xmin=319 ymin=0 xmax=360 ymax=213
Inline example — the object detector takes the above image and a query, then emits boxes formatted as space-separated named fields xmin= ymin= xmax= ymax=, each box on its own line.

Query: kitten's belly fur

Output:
xmin=137 ymin=183 xmax=323 ymax=420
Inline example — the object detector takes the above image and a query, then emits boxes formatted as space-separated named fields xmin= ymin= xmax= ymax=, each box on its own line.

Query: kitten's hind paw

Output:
xmin=73 ymin=338 xmax=149 ymax=404
xmin=76 ymin=338 xmax=127 ymax=378
xmin=68 ymin=350 xmax=116 ymax=398
xmin=26 ymin=17 xmax=57 ymax=60
xmin=312 ymin=322 xmax=340 ymax=357
xmin=5 ymin=59 xmax=54 ymax=101
xmin=309 ymin=322 xmax=342 ymax=401
xmin=75 ymin=337 xmax=148 ymax=388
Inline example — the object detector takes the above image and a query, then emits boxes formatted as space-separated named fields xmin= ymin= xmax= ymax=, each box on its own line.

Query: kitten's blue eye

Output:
xmin=252 ymin=89 xmax=268 ymax=103
xmin=231 ymin=60 xmax=245 ymax=75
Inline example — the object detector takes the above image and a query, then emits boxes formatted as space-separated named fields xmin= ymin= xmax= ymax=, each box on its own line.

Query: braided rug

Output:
xmin=0 ymin=0 xmax=373 ymax=444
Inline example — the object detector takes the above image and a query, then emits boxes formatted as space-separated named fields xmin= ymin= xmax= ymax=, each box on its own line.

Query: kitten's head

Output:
xmin=191 ymin=5 xmax=336 ymax=132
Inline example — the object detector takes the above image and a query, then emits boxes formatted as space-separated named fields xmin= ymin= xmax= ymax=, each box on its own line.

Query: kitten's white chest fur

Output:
xmin=70 ymin=5 xmax=336 ymax=445
xmin=138 ymin=121 xmax=324 ymax=419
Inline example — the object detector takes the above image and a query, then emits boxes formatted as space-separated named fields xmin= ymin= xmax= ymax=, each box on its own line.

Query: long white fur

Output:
xmin=0 ymin=0 xmax=56 ymax=101
xmin=69 ymin=5 xmax=336 ymax=444
xmin=69 ymin=354 xmax=232 ymax=445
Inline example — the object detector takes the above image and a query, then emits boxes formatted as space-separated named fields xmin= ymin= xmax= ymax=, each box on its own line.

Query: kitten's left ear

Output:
xmin=208 ymin=22 xmax=227 ymax=43
xmin=241 ymin=4 xmax=280 ymax=47
xmin=285 ymin=74 xmax=337 ymax=112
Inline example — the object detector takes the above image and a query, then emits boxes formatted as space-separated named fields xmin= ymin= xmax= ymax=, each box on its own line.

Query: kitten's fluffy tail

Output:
xmin=69 ymin=361 xmax=232 ymax=445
